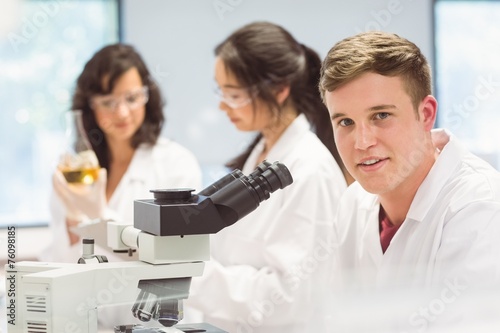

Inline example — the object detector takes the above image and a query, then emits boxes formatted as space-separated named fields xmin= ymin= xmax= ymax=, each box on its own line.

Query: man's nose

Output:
xmin=354 ymin=123 xmax=376 ymax=150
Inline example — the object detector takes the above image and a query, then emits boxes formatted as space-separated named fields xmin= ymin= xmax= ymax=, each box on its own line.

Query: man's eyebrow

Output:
xmin=330 ymin=112 xmax=345 ymax=121
xmin=331 ymin=104 xmax=397 ymax=120
xmin=369 ymin=104 xmax=397 ymax=111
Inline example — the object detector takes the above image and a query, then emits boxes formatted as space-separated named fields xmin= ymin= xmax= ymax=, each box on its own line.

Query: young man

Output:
xmin=319 ymin=31 xmax=500 ymax=291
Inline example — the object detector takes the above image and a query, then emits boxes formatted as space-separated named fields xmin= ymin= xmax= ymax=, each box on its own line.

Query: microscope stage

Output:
xmin=114 ymin=323 xmax=227 ymax=333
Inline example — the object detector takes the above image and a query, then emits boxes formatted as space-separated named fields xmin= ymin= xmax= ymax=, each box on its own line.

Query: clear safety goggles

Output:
xmin=90 ymin=86 xmax=149 ymax=112
xmin=214 ymin=85 xmax=255 ymax=109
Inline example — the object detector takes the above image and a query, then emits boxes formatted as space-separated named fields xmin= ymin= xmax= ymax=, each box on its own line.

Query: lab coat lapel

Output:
xmin=107 ymin=144 xmax=149 ymax=207
xmin=358 ymin=197 xmax=384 ymax=268
xmin=125 ymin=144 xmax=150 ymax=183
xmin=340 ymin=192 xmax=383 ymax=288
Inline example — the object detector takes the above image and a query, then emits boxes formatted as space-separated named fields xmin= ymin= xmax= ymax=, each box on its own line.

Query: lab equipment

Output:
xmin=58 ymin=109 xmax=100 ymax=185
xmin=6 ymin=161 xmax=292 ymax=333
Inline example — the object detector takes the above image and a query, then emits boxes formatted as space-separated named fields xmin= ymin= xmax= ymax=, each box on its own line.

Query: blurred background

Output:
xmin=0 ymin=0 xmax=499 ymax=259
xmin=1 ymin=0 xmax=500 ymax=332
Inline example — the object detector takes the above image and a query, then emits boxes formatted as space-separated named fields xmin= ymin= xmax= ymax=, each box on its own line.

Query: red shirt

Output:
xmin=379 ymin=207 xmax=401 ymax=254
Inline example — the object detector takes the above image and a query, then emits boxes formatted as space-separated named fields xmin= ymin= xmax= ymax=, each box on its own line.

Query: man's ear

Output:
xmin=420 ymin=95 xmax=438 ymax=131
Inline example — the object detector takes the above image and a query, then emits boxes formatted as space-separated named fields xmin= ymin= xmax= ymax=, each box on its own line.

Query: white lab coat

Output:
xmin=331 ymin=129 xmax=500 ymax=332
xmin=40 ymin=137 xmax=202 ymax=263
xmin=186 ymin=114 xmax=347 ymax=333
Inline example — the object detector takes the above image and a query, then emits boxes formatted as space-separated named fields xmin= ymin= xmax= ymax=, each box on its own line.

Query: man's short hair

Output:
xmin=319 ymin=31 xmax=432 ymax=113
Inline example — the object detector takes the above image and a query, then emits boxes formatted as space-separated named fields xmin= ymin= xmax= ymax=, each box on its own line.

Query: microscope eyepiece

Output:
xmin=245 ymin=160 xmax=293 ymax=201
xmin=204 ymin=161 xmax=293 ymax=226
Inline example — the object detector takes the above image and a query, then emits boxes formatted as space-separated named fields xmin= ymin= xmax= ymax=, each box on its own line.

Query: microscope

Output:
xmin=6 ymin=161 xmax=293 ymax=333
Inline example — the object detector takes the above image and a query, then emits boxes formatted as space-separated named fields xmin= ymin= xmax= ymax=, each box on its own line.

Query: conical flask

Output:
xmin=58 ymin=110 xmax=100 ymax=184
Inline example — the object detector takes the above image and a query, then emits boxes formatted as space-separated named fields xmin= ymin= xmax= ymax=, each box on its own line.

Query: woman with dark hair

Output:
xmin=42 ymin=44 xmax=202 ymax=263
xmin=185 ymin=22 xmax=351 ymax=332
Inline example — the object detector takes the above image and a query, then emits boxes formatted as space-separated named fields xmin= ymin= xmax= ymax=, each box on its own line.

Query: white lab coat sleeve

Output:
xmin=39 ymin=189 xmax=123 ymax=263
xmin=38 ymin=190 xmax=81 ymax=262
xmin=425 ymin=201 xmax=500 ymax=329
xmin=433 ymin=201 xmax=500 ymax=287
xmin=187 ymin=165 xmax=340 ymax=327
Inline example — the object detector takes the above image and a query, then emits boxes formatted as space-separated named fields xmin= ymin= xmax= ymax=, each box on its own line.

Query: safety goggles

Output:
xmin=214 ymin=85 xmax=256 ymax=109
xmin=90 ymin=86 xmax=149 ymax=112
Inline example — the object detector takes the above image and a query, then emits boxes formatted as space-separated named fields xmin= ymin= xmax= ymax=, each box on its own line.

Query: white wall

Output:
xmin=121 ymin=0 xmax=434 ymax=176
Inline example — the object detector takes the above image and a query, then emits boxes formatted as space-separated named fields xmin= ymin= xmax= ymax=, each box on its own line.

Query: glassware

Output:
xmin=58 ymin=110 xmax=100 ymax=184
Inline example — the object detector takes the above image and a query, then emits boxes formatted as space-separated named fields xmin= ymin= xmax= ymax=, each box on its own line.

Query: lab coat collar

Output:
xmin=106 ymin=142 xmax=152 ymax=206
xmin=245 ymin=114 xmax=310 ymax=172
xmin=122 ymin=143 xmax=153 ymax=182
xmin=406 ymin=129 xmax=465 ymax=222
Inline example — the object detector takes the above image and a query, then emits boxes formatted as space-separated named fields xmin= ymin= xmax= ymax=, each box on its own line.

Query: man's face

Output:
xmin=325 ymin=72 xmax=436 ymax=197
